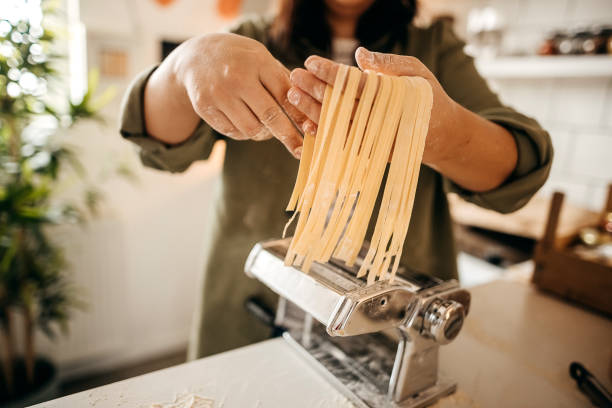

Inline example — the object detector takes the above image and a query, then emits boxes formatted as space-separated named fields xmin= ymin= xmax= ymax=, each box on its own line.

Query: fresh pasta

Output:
xmin=284 ymin=64 xmax=433 ymax=285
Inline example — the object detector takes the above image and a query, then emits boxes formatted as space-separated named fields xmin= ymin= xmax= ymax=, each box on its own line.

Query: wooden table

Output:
xmin=32 ymin=280 xmax=612 ymax=408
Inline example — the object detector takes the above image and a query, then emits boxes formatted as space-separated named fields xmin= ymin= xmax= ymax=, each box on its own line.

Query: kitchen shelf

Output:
xmin=475 ymin=55 xmax=612 ymax=79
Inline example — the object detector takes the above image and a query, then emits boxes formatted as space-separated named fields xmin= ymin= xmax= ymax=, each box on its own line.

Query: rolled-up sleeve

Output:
xmin=118 ymin=16 xmax=272 ymax=173
xmin=433 ymin=20 xmax=553 ymax=213
xmin=119 ymin=66 xmax=219 ymax=173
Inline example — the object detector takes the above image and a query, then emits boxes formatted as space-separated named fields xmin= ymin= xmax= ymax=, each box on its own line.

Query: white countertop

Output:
xmin=32 ymin=339 xmax=355 ymax=408
xmin=440 ymin=280 xmax=612 ymax=407
xmin=32 ymin=280 xmax=612 ymax=408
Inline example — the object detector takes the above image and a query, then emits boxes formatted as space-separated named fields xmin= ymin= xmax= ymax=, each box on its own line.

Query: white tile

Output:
xmin=541 ymin=178 xmax=595 ymax=209
xmin=602 ymin=79 xmax=612 ymax=128
xmin=569 ymin=131 xmax=612 ymax=180
xmin=549 ymin=78 xmax=609 ymax=127
xmin=590 ymin=183 xmax=612 ymax=212
xmin=547 ymin=128 xmax=573 ymax=176
xmin=567 ymin=0 xmax=612 ymax=24
xmin=519 ymin=0 xmax=571 ymax=28
xmin=492 ymin=79 xmax=518 ymax=104
xmin=501 ymin=29 xmax=545 ymax=56
xmin=488 ymin=0 xmax=522 ymax=27
xmin=494 ymin=78 xmax=553 ymax=123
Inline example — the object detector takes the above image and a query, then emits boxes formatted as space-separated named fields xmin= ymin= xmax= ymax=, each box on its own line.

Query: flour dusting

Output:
xmin=150 ymin=393 xmax=215 ymax=408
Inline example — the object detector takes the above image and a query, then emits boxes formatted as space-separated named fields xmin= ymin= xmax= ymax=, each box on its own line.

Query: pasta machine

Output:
xmin=245 ymin=238 xmax=471 ymax=408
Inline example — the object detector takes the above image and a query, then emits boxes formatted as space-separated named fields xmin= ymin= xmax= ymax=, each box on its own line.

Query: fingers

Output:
xmin=302 ymin=56 xmax=368 ymax=92
xmin=293 ymin=63 xmax=367 ymax=105
xmin=290 ymin=68 xmax=327 ymax=103
xmin=260 ymin=60 xmax=310 ymax=134
xmin=355 ymin=47 xmax=433 ymax=79
xmin=287 ymin=86 xmax=321 ymax=124
xmin=195 ymin=104 xmax=243 ymax=140
xmin=302 ymin=119 xmax=317 ymax=135
xmin=289 ymin=66 xmax=367 ymax=132
xmin=304 ymin=56 xmax=339 ymax=86
xmin=218 ymin=98 xmax=271 ymax=141
xmin=243 ymin=84 xmax=303 ymax=158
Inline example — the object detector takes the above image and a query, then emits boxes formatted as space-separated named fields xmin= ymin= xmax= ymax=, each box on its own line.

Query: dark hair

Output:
xmin=270 ymin=0 xmax=418 ymax=56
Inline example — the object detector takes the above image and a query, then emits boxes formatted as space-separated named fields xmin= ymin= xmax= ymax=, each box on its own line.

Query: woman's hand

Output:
xmin=145 ymin=33 xmax=307 ymax=158
xmin=287 ymin=46 xmax=517 ymax=192
xmin=287 ymin=47 xmax=458 ymax=165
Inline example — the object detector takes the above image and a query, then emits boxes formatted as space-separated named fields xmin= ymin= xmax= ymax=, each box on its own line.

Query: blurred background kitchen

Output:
xmin=1 ymin=0 xmax=611 ymax=404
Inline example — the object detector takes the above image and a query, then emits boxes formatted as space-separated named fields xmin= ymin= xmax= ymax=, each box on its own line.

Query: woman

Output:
xmin=120 ymin=0 xmax=552 ymax=359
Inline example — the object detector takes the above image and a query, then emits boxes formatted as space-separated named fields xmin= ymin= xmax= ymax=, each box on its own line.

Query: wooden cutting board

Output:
xmin=448 ymin=193 xmax=599 ymax=244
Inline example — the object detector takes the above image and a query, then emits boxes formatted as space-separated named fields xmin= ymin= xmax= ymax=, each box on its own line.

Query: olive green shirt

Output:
xmin=119 ymin=16 xmax=552 ymax=357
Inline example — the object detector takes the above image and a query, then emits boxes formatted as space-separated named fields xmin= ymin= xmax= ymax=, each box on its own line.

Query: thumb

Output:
xmin=355 ymin=47 xmax=432 ymax=79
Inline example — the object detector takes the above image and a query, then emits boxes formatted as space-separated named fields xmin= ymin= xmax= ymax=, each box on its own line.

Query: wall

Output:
xmin=495 ymin=74 xmax=612 ymax=210
xmin=425 ymin=0 xmax=612 ymax=210
xmin=488 ymin=0 xmax=612 ymax=210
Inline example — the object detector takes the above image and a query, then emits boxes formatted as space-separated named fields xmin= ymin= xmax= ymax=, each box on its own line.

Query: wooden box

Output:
xmin=532 ymin=186 xmax=612 ymax=316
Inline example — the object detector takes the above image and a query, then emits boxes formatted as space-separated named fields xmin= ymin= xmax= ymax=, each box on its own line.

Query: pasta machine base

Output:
xmin=245 ymin=238 xmax=471 ymax=408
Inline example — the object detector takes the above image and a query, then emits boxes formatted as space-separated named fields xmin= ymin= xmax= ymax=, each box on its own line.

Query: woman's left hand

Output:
xmin=287 ymin=46 xmax=519 ymax=193
xmin=287 ymin=46 xmax=458 ymax=166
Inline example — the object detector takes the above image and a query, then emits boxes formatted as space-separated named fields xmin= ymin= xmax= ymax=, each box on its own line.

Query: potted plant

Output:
xmin=0 ymin=1 xmax=114 ymax=406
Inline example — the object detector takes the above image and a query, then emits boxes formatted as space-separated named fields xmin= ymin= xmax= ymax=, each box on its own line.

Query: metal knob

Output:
xmin=422 ymin=298 xmax=465 ymax=345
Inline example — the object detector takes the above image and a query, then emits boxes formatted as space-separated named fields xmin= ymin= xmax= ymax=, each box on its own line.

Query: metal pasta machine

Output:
xmin=245 ymin=238 xmax=471 ymax=408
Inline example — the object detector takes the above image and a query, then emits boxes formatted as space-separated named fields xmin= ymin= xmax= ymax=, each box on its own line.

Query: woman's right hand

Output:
xmin=145 ymin=33 xmax=306 ymax=158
